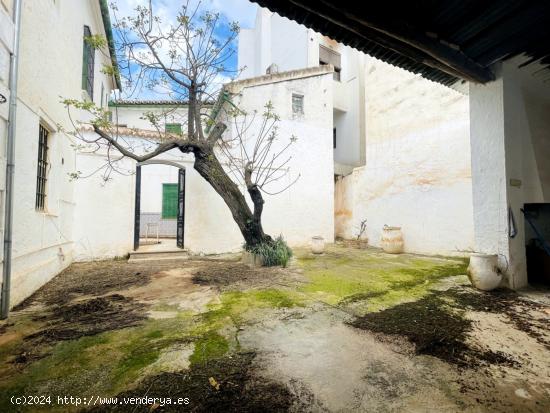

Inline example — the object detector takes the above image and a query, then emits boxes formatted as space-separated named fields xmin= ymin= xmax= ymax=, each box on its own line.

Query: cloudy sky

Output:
xmin=110 ymin=0 xmax=258 ymax=98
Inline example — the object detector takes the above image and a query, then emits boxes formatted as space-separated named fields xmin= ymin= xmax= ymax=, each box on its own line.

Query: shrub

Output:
xmin=245 ymin=236 xmax=293 ymax=267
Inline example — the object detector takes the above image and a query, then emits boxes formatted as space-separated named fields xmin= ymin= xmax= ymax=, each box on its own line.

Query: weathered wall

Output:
xmin=337 ymin=58 xmax=474 ymax=255
xmin=470 ymin=60 xmax=550 ymax=288
xmin=8 ymin=0 xmax=116 ymax=306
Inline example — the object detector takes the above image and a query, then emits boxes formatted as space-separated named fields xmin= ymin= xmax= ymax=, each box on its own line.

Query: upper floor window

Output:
xmin=319 ymin=45 xmax=341 ymax=81
xmin=36 ymin=124 xmax=49 ymax=211
xmin=292 ymin=94 xmax=304 ymax=116
xmin=82 ymin=25 xmax=95 ymax=100
xmin=165 ymin=123 xmax=183 ymax=135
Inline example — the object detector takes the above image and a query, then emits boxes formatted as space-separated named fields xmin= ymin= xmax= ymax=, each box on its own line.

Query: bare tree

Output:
xmin=64 ymin=1 xmax=298 ymax=248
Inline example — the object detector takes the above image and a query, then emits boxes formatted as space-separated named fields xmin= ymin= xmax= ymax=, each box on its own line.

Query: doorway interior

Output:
xmin=523 ymin=203 xmax=550 ymax=286
xmin=133 ymin=160 xmax=186 ymax=251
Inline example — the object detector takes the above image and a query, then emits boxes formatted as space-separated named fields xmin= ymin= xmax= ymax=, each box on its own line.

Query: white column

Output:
xmin=469 ymin=63 xmax=539 ymax=289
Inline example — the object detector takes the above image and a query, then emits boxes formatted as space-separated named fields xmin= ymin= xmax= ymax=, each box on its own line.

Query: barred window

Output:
xmin=82 ymin=25 xmax=95 ymax=100
xmin=36 ymin=124 xmax=49 ymax=211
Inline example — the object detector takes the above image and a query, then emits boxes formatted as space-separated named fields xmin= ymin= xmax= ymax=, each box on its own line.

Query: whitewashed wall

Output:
xmin=7 ymin=0 xmax=115 ymax=306
xmin=337 ymin=58 xmax=474 ymax=256
xmin=0 ymin=0 xmax=14 ymax=274
xmin=470 ymin=60 xmax=550 ymax=288
xmin=109 ymin=104 xmax=188 ymax=130
xmin=237 ymin=7 xmax=365 ymax=169
xmin=73 ymin=69 xmax=335 ymax=257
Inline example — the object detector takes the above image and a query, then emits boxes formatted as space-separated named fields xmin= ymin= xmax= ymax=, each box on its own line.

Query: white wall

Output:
xmin=470 ymin=60 xmax=550 ymax=288
xmin=6 ymin=0 xmax=116 ymax=306
xmin=337 ymin=58 xmax=474 ymax=256
xmin=0 ymin=0 xmax=14 ymax=274
xmin=73 ymin=69 xmax=335 ymax=257
xmin=109 ymin=104 xmax=188 ymax=130
xmin=237 ymin=7 xmax=366 ymax=168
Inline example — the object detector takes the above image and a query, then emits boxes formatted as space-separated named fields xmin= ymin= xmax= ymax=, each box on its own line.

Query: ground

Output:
xmin=0 ymin=245 xmax=549 ymax=412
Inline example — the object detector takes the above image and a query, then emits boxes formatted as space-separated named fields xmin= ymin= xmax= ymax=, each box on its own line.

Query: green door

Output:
xmin=161 ymin=183 xmax=178 ymax=219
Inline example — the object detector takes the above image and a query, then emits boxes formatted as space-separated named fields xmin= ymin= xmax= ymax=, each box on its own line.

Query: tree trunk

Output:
xmin=192 ymin=146 xmax=272 ymax=247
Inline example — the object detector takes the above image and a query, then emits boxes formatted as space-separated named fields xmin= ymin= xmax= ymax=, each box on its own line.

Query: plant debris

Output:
xmin=349 ymin=287 xmax=547 ymax=368
xmin=13 ymin=260 xmax=182 ymax=309
xmin=88 ymin=352 xmax=300 ymax=412
xmin=26 ymin=294 xmax=147 ymax=344
xmin=192 ymin=261 xmax=304 ymax=292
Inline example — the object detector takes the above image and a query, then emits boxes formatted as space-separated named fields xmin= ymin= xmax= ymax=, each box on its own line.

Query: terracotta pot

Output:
xmin=467 ymin=253 xmax=502 ymax=291
xmin=381 ymin=226 xmax=404 ymax=254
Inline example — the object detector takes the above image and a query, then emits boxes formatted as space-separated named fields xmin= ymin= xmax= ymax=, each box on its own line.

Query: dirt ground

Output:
xmin=0 ymin=245 xmax=549 ymax=412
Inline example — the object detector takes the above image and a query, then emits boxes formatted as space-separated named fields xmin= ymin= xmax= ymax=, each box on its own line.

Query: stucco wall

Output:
xmin=470 ymin=60 xmax=550 ymax=288
xmin=337 ymin=58 xmax=474 ymax=256
xmin=73 ymin=70 xmax=335 ymax=257
xmin=0 ymin=0 xmax=14 ymax=271
xmin=7 ymin=0 xmax=116 ymax=306
xmin=237 ymin=7 xmax=366 ymax=168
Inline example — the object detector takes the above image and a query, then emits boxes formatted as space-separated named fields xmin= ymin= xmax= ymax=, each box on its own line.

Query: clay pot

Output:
xmin=381 ymin=226 xmax=404 ymax=254
xmin=467 ymin=253 xmax=502 ymax=291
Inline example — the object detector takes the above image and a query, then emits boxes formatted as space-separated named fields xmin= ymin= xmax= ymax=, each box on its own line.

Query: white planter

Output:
xmin=381 ymin=226 xmax=404 ymax=254
xmin=311 ymin=236 xmax=325 ymax=254
xmin=467 ymin=253 xmax=502 ymax=291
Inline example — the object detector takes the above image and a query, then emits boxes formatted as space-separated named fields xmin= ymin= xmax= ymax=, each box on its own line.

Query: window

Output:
xmin=319 ymin=45 xmax=341 ymax=81
xmin=36 ymin=124 xmax=49 ymax=211
xmin=333 ymin=128 xmax=337 ymax=149
xmin=161 ymin=183 xmax=178 ymax=219
xmin=165 ymin=123 xmax=182 ymax=135
xmin=292 ymin=94 xmax=304 ymax=116
xmin=82 ymin=25 xmax=95 ymax=99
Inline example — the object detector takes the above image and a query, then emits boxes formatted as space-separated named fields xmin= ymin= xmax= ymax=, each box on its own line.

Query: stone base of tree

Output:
xmin=242 ymin=251 xmax=265 ymax=267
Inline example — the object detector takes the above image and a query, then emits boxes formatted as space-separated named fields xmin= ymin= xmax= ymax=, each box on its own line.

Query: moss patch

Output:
xmin=297 ymin=246 xmax=468 ymax=313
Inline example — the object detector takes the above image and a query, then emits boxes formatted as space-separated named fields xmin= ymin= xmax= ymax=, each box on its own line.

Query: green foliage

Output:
xmin=245 ymin=236 xmax=293 ymax=267
xmin=84 ymin=34 xmax=107 ymax=49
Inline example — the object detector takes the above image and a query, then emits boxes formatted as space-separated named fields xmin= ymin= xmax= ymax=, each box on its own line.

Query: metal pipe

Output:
xmin=1 ymin=0 xmax=23 ymax=319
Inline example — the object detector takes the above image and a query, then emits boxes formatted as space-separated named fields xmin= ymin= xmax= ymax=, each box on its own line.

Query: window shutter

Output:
xmin=165 ymin=123 xmax=182 ymax=135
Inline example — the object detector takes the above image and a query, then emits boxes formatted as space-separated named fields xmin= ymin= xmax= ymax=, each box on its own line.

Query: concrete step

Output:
xmin=128 ymin=249 xmax=190 ymax=263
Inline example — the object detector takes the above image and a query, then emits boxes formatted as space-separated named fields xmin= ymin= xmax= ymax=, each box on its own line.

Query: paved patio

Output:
xmin=0 ymin=245 xmax=549 ymax=412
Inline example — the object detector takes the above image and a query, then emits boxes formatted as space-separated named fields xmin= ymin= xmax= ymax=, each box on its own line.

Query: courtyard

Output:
xmin=0 ymin=245 xmax=548 ymax=412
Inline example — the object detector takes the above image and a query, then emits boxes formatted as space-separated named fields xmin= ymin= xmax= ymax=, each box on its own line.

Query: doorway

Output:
xmin=133 ymin=161 xmax=186 ymax=251
xmin=523 ymin=203 xmax=550 ymax=286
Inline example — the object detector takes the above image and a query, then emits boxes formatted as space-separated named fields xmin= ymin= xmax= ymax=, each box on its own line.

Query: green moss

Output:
xmin=189 ymin=332 xmax=229 ymax=365
xmin=297 ymin=245 xmax=468 ymax=313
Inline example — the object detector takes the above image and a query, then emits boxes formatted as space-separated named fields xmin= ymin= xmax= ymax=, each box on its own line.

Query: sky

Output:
xmin=110 ymin=0 xmax=258 ymax=99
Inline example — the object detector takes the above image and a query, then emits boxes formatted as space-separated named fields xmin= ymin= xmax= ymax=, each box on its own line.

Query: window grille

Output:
xmin=36 ymin=124 xmax=49 ymax=211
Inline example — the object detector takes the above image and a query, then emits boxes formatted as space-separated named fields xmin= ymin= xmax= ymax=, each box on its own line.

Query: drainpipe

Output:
xmin=1 ymin=0 xmax=23 ymax=319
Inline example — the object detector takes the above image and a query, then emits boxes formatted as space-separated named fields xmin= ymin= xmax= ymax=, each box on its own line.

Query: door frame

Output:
xmin=134 ymin=160 xmax=186 ymax=251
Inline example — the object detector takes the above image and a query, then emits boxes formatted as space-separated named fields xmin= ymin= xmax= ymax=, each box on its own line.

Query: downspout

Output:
xmin=1 ymin=0 xmax=23 ymax=319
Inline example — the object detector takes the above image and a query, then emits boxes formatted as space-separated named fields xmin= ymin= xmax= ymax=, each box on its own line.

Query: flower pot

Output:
xmin=381 ymin=226 xmax=404 ymax=254
xmin=467 ymin=253 xmax=502 ymax=291
xmin=311 ymin=236 xmax=325 ymax=254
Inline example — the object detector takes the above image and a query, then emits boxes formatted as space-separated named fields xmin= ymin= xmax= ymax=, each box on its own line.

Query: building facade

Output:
xmin=239 ymin=7 xmax=474 ymax=256
xmin=1 ymin=0 xmax=118 ymax=308
xmin=73 ymin=66 xmax=335 ymax=260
